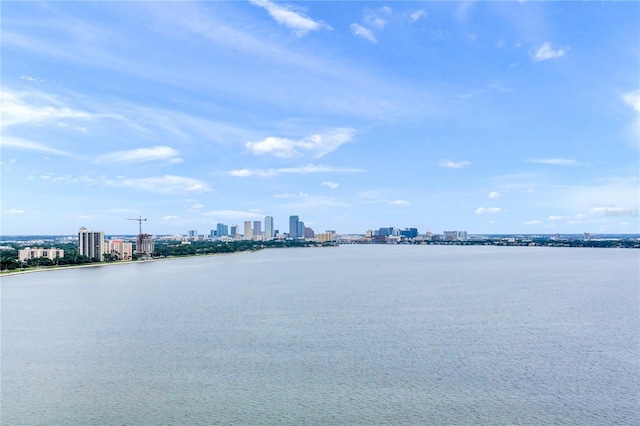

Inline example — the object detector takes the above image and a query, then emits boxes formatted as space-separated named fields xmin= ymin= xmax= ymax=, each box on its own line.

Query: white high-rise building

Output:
xmin=265 ymin=216 xmax=274 ymax=240
xmin=78 ymin=227 xmax=105 ymax=260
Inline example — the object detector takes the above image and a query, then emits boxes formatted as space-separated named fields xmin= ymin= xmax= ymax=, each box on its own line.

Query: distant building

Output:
xmin=230 ymin=225 xmax=238 ymax=238
xmin=244 ymin=221 xmax=253 ymax=240
xmin=297 ymin=221 xmax=305 ymax=239
xmin=104 ymin=239 xmax=133 ymax=260
xmin=401 ymin=228 xmax=419 ymax=238
xmin=443 ymin=231 xmax=458 ymax=241
xmin=457 ymin=231 xmax=468 ymax=241
xmin=304 ymin=227 xmax=315 ymax=239
xmin=316 ymin=230 xmax=336 ymax=242
xmin=289 ymin=215 xmax=299 ymax=239
xmin=188 ymin=230 xmax=198 ymax=240
xmin=265 ymin=216 xmax=274 ymax=240
xmin=583 ymin=232 xmax=592 ymax=241
xmin=253 ymin=221 xmax=261 ymax=239
xmin=217 ymin=223 xmax=228 ymax=238
xmin=78 ymin=227 xmax=105 ymax=260
xmin=18 ymin=247 xmax=64 ymax=262
xmin=136 ymin=234 xmax=155 ymax=256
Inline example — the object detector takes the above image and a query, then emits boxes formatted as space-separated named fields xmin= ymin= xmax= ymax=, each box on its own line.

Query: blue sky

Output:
xmin=1 ymin=1 xmax=639 ymax=236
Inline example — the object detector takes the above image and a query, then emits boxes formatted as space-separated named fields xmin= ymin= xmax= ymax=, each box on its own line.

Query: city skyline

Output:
xmin=1 ymin=2 xmax=639 ymax=235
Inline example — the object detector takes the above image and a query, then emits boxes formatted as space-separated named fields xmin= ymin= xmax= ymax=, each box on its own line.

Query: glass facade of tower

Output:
xmin=289 ymin=215 xmax=299 ymax=239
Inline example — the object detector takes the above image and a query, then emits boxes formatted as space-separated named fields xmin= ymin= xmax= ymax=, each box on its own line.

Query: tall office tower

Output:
xmin=457 ymin=231 xmax=468 ymax=241
xmin=230 ymin=225 xmax=238 ymax=238
xmin=209 ymin=230 xmax=216 ymax=239
xmin=297 ymin=221 xmax=305 ymax=239
xmin=253 ymin=221 xmax=261 ymax=239
xmin=216 ymin=223 xmax=228 ymax=238
xmin=78 ymin=227 xmax=105 ymax=260
xmin=244 ymin=221 xmax=253 ymax=240
xmin=264 ymin=216 xmax=274 ymax=240
xmin=188 ymin=230 xmax=197 ymax=239
xmin=289 ymin=215 xmax=299 ymax=238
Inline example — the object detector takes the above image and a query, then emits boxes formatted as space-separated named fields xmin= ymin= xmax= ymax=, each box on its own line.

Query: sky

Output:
xmin=1 ymin=1 xmax=639 ymax=236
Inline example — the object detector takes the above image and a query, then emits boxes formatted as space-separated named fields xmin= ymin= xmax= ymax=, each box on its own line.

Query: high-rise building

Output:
xmin=289 ymin=215 xmax=299 ymax=239
xmin=78 ymin=227 xmax=105 ymax=260
xmin=297 ymin=221 xmax=305 ymax=239
xmin=253 ymin=221 xmax=261 ymax=239
xmin=230 ymin=225 xmax=238 ymax=238
xmin=244 ymin=221 xmax=253 ymax=240
xmin=457 ymin=231 xmax=468 ymax=241
xmin=217 ymin=223 xmax=228 ymax=238
xmin=265 ymin=216 xmax=274 ymax=240
xmin=188 ymin=230 xmax=198 ymax=239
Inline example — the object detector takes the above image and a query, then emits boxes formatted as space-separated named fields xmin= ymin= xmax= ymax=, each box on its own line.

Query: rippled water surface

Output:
xmin=2 ymin=245 xmax=639 ymax=425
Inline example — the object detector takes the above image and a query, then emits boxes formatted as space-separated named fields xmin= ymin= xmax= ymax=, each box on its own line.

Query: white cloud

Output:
xmin=105 ymin=175 xmax=211 ymax=194
xmin=229 ymin=164 xmax=364 ymax=177
xmin=439 ymin=160 xmax=471 ymax=168
xmin=350 ymin=24 xmax=377 ymax=43
xmin=409 ymin=10 xmax=427 ymax=23
xmin=528 ymin=158 xmax=578 ymax=166
xmin=322 ymin=181 xmax=339 ymax=189
xmin=5 ymin=209 xmax=24 ymax=214
xmin=279 ymin=194 xmax=350 ymax=209
xmin=530 ymin=42 xmax=565 ymax=62
xmin=229 ymin=169 xmax=253 ymax=177
xmin=0 ymin=136 xmax=73 ymax=157
xmin=96 ymin=146 xmax=182 ymax=164
xmin=475 ymin=207 xmax=502 ymax=214
xmin=0 ymin=89 xmax=93 ymax=128
xmin=524 ymin=220 xmax=542 ymax=225
xmin=246 ymin=128 xmax=355 ymax=159
xmin=364 ymin=12 xmax=387 ymax=30
xmin=488 ymin=191 xmax=501 ymax=199
xmin=162 ymin=215 xmax=179 ymax=220
xmin=250 ymin=0 xmax=330 ymax=36
xmin=548 ymin=215 xmax=564 ymax=221
xmin=389 ymin=200 xmax=410 ymax=206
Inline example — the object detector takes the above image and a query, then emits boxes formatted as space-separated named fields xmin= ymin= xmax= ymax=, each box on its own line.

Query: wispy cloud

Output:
xmin=228 ymin=164 xmax=365 ymax=177
xmin=528 ymin=158 xmax=578 ymax=166
xmin=364 ymin=7 xmax=391 ymax=30
xmin=350 ymin=24 xmax=377 ymax=43
xmin=0 ymin=89 xmax=94 ymax=128
xmin=105 ymin=175 xmax=211 ymax=194
xmin=322 ymin=181 xmax=339 ymax=189
xmin=409 ymin=10 xmax=427 ymax=23
xmin=250 ymin=0 xmax=331 ymax=36
xmin=523 ymin=220 xmax=542 ymax=225
xmin=438 ymin=160 xmax=471 ymax=169
xmin=5 ymin=209 xmax=25 ymax=214
xmin=488 ymin=191 xmax=501 ymax=199
xmin=475 ymin=207 xmax=502 ymax=214
xmin=1 ymin=136 xmax=73 ymax=157
xmin=162 ymin=215 xmax=179 ymax=220
xmin=96 ymin=146 xmax=182 ymax=164
xmin=246 ymin=128 xmax=355 ymax=159
xmin=278 ymin=193 xmax=351 ymax=209
xmin=389 ymin=200 xmax=410 ymax=206
xmin=530 ymin=42 xmax=565 ymax=62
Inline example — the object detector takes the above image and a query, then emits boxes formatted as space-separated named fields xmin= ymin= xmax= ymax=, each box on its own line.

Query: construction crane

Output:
xmin=126 ymin=216 xmax=150 ymax=258
xmin=126 ymin=216 xmax=147 ymax=236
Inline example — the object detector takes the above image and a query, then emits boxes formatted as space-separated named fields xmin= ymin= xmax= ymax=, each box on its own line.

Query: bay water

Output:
xmin=2 ymin=245 xmax=638 ymax=425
